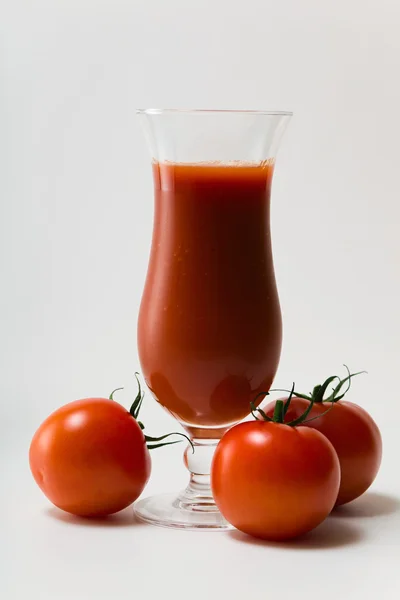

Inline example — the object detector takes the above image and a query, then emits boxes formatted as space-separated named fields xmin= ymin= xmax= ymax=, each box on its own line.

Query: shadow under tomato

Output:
xmin=331 ymin=492 xmax=400 ymax=519
xmin=45 ymin=506 xmax=146 ymax=528
xmin=228 ymin=517 xmax=364 ymax=550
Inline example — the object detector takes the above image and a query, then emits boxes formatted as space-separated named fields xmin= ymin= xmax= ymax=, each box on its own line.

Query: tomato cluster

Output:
xmin=211 ymin=369 xmax=382 ymax=540
xmin=30 ymin=367 xmax=382 ymax=541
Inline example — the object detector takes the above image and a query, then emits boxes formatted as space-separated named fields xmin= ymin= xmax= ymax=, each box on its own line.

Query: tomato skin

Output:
xmin=29 ymin=398 xmax=151 ymax=517
xmin=264 ymin=398 xmax=382 ymax=506
xmin=211 ymin=421 xmax=340 ymax=540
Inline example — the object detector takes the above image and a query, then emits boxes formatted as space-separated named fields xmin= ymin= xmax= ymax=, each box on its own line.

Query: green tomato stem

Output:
xmin=110 ymin=374 xmax=194 ymax=452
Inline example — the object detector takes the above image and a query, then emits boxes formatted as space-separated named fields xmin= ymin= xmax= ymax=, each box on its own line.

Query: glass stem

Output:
xmin=177 ymin=438 xmax=219 ymax=511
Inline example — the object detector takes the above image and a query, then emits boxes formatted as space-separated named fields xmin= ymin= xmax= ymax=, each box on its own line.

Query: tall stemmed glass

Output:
xmin=134 ymin=109 xmax=292 ymax=529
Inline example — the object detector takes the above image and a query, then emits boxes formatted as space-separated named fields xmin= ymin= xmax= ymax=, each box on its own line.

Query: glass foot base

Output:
xmin=134 ymin=492 xmax=232 ymax=531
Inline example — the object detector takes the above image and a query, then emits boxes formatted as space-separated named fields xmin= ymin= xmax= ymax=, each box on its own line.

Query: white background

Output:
xmin=1 ymin=1 xmax=400 ymax=599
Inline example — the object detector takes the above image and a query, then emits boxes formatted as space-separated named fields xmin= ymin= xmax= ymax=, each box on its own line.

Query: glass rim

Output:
xmin=136 ymin=108 xmax=293 ymax=117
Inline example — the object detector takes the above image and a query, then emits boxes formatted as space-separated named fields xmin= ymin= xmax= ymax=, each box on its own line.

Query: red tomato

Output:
xmin=29 ymin=398 xmax=151 ymax=517
xmin=211 ymin=420 xmax=340 ymax=540
xmin=264 ymin=397 xmax=382 ymax=505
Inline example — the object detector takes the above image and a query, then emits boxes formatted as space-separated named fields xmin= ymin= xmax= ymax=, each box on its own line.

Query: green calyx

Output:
xmin=271 ymin=365 xmax=366 ymax=405
xmin=250 ymin=365 xmax=367 ymax=427
xmin=110 ymin=373 xmax=194 ymax=452
xmin=250 ymin=383 xmax=319 ymax=426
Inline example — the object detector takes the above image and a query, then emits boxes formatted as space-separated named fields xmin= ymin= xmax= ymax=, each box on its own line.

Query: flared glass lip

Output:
xmin=136 ymin=108 xmax=293 ymax=117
